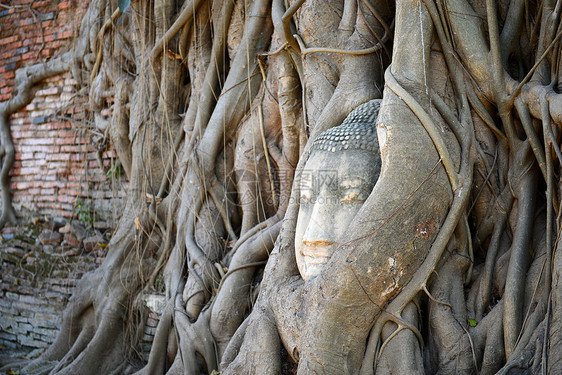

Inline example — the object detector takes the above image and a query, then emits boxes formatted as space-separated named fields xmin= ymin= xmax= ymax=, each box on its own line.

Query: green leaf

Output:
xmin=118 ymin=0 xmax=130 ymax=13
xmin=468 ymin=318 xmax=478 ymax=327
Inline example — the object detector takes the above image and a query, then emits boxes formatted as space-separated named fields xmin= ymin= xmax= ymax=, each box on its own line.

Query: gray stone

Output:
xmin=0 ymin=316 xmax=15 ymax=330
xmin=0 ymin=331 xmax=17 ymax=341
xmin=17 ymin=322 xmax=33 ymax=333
xmin=38 ymin=230 xmax=62 ymax=246
xmin=33 ymin=313 xmax=60 ymax=329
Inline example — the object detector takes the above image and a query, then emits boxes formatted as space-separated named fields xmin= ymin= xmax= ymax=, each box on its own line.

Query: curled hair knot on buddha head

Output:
xmin=311 ymin=99 xmax=381 ymax=153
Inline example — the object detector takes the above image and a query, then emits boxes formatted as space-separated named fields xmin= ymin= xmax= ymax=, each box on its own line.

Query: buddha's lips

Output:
xmin=301 ymin=247 xmax=332 ymax=262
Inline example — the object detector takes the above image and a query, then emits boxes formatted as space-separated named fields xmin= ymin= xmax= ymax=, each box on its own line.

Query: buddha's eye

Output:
xmin=340 ymin=188 xmax=365 ymax=203
xmin=301 ymin=189 xmax=313 ymax=203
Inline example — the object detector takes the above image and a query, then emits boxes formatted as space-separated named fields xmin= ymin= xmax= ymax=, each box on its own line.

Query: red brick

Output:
xmin=18 ymin=18 xmax=34 ymax=26
xmin=58 ymin=30 xmax=73 ymax=39
xmin=24 ymin=138 xmax=55 ymax=146
xmin=0 ymin=35 xmax=18 ymax=45
xmin=58 ymin=1 xmax=71 ymax=10
xmin=36 ymin=86 xmax=61 ymax=96
xmin=6 ymin=41 xmax=22 ymax=50
xmin=19 ymin=145 xmax=59 ymax=153
xmin=44 ymin=122 xmax=69 ymax=130
xmin=58 ymin=195 xmax=75 ymax=204
xmin=46 ymin=154 xmax=70 ymax=161
xmin=16 ymin=153 xmax=34 ymax=160
xmin=19 ymin=169 xmax=41 ymax=176
xmin=0 ymin=50 xmax=17 ymax=59
xmin=41 ymin=20 xmax=54 ymax=29
xmin=31 ymin=0 xmax=50 ymax=9
xmin=38 ymin=195 xmax=57 ymax=202
xmin=22 ymin=51 xmax=38 ymax=60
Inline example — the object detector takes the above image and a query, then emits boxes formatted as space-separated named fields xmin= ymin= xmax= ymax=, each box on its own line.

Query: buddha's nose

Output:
xmin=302 ymin=208 xmax=335 ymax=246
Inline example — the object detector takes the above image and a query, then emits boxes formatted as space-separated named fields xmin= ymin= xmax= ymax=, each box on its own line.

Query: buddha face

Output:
xmin=295 ymin=149 xmax=380 ymax=280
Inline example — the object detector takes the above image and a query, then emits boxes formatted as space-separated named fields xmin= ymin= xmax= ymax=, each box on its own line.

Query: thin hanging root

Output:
xmin=214 ymin=262 xmax=226 ymax=279
xmin=371 ymin=308 xmax=425 ymax=361
xmin=281 ymin=0 xmax=305 ymax=53
xmin=217 ymin=261 xmax=268 ymax=290
xmin=207 ymin=182 xmax=238 ymax=241
xmin=543 ymin=114 xmax=562 ymax=164
xmin=384 ymin=69 xmax=459 ymax=191
xmin=184 ymin=186 xmax=219 ymax=285
xmin=503 ymin=164 xmax=537 ymax=358
xmin=294 ymin=34 xmax=385 ymax=56
xmin=151 ymin=0 xmax=205 ymax=63
xmin=90 ymin=8 xmax=121 ymax=84
xmin=540 ymin=91 xmax=554 ymax=289
xmin=465 ymin=84 xmax=506 ymax=141
xmin=515 ymin=99 xmax=547 ymax=181
xmin=157 ymin=128 xmax=185 ymax=198
xmin=376 ymin=322 xmax=423 ymax=362
xmin=458 ymin=318 xmax=479 ymax=371
xmin=356 ymin=5 xmax=393 ymax=59
xmin=485 ymin=0 xmax=505 ymax=103
xmin=515 ymin=257 xmax=548 ymax=351
xmin=258 ymin=103 xmax=277 ymax=208
xmin=468 ymin=148 xmax=498 ymax=215
xmin=186 ymin=0 xmax=235 ymax=163
xmin=147 ymin=235 xmax=174 ymax=288
xmin=422 ymin=285 xmax=453 ymax=309
xmin=463 ymin=215 xmax=474 ymax=283
xmin=362 ymin=309 xmax=423 ymax=374
xmin=147 ymin=193 xmax=183 ymax=288
xmin=542 ymin=291 xmax=552 ymax=371
xmin=226 ymin=215 xmax=279 ymax=260
xmin=509 ymin=28 xmax=562 ymax=104
xmin=362 ymin=0 xmax=394 ymax=42
xmin=473 ymin=194 xmax=511 ymax=319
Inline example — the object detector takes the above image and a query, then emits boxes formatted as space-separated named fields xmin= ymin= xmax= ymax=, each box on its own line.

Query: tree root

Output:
xmin=0 ymin=52 xmax=72 ymax=226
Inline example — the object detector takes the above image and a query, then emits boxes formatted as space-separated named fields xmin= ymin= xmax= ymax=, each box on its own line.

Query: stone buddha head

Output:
xmin=295 ymin=100 xmax=381 ymax=280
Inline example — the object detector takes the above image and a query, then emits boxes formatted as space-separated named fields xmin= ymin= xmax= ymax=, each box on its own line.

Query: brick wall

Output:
xmin=0 ymin=223 xmax=105 ymax=352
xmin=0 ymin=222 xmax=161 ymax=360
xmin=0 ymin=0 xmax=126 ymax=227
xmin=0 ymin=1 xmax=158 ymax=363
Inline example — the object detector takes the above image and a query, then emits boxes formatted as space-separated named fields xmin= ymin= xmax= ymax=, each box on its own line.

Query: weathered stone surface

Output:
xmin=39 ymin=217 xmax=66 ymax=232
xmin=38 ymin=230 xmax=62 ymax=246
xmin=63 ymin=232 xmax=82 ymax=248
xmin=145 ymin=294 xmax=166 ymax=314
xmin=60 ymin=222 xmax=86 ymax=238
xmin=83 ymin=235 xmax=104 ymax=252
xmin=58 ymin=223 xmax=72 ymax=234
